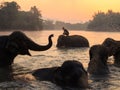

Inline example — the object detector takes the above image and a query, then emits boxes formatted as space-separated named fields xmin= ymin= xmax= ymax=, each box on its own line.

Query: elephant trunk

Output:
xmin=9 ymin=31 xmax=54 ymax=51
xmin=26 ymin=34 xmax=54 ymax=51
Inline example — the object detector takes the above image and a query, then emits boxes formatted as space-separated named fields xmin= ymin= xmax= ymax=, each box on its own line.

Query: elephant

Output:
xmin=32 ymin=60 xmax=88 ymax=88
xmin=102 ymin=38 xmax=118 ymax=56
xmin=87 ymin=44 xmax=109 ymax=75
xmin=0 ymin=31 xmax=53 ymax=67
xmin=102 ymin=38 xmax=120 ymax=66
xmin=56 ymin=35 xmax=89 ymax=48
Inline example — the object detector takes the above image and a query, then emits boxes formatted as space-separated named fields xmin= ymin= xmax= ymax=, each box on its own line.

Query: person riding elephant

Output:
xmin=62 ymin=27 xmax=69 ymax=36
xmin=56 ymin=29 xmax=89 ymax=48
xmin=87 ymin=44 xmax=109 ymax=75
xmin=0 ymin=31 xmax=54 ymax=67
xmin=102 ymin=38 xmax=120 ymax=67
xmin=32 ymin=60 xmax=88 ymax=88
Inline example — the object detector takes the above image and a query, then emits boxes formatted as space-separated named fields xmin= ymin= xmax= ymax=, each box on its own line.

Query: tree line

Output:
xmin=1 ymin=1 xmax=120 ymax=31
xmin=0 ymin=1 xmax=89 ymax=31
xmin=0 ymin=1 xmax=43 ymax=30
xmin=87 ymin=10 xmax=120 ymax=31
xmin=43 ymin=20 xmax=89 ymax=30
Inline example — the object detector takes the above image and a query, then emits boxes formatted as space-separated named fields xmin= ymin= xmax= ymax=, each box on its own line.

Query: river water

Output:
xmin=0 ymin=30 xmax=120 ymax=90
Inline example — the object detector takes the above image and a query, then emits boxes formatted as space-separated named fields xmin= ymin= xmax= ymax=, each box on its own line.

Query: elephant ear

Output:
xmin=6 ymin=40 xmax=31 ymax=56
xmin=5 ymin=35 xmax=31 ymax=56
xmin=5 ymin=41 xmax=19 ymax=54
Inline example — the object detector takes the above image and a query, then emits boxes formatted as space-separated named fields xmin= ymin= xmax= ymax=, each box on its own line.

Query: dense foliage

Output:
xmin=87 ymin=10 xmax=120 ymax=31
xmin=0 ymin=1 xmax=88 ymax=31
xmin=0 ymin=1 xmax=43 ymax=30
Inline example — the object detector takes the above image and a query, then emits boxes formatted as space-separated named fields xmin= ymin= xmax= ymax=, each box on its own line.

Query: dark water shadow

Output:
xmin=57 ymin=47 xmax=89 ymax=51
xmin=56 ymin=47 xmax=89 ymax=55
xmin=89 ymin=74 xmax=110 ymax=81
xmin=89 ymin=74 xmax=111 ymax=89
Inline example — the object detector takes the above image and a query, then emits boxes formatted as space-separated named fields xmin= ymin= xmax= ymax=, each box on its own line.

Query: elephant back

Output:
xmin=56 ymin=35 xmax=89 ymax=48
xmin=70 ymin=35 xmax=89 ymax=47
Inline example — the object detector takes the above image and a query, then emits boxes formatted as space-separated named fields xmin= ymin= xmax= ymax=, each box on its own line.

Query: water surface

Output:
xmin=0 ymin=30 xmax=120 ymax=90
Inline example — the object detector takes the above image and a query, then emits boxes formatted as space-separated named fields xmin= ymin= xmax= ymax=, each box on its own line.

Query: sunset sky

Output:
xmin=1 ymin=0 xmax=120 ymax=23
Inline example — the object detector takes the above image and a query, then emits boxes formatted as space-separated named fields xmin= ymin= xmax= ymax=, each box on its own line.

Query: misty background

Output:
xmin=0 ymin=1 xmax=120 ymax=31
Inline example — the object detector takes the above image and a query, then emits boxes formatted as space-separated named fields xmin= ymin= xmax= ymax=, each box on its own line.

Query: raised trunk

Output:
xmin=9 ymin=31 xmax=53 ymax=51
xmin=26 ymin=34 xmax=54 ymax=51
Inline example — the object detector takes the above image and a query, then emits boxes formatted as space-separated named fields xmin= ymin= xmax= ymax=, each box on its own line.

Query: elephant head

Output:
xmin=56 ymin=35 xmax=89 ymax=48
xmin=102 ymin=38 xmax=120 ymax=67
xmin=102 ymin=38 xmax=118 ymax=56
xmin=32 ymin=60 xmax=88 ymax=88
xmin=88 ymin=45 xmax=109 ymax=75
xmin=0 ymin=31 xmax=54 ymax=67
xmin=54 ymin=60 xmax=88 ymax=88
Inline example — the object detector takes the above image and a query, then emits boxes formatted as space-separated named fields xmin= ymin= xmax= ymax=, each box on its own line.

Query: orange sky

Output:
xmin=1 ymin=0 xmax=120 ymax=23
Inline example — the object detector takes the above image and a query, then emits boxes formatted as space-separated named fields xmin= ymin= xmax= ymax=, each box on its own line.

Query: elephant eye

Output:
xmin=6 ymin=42 xmax=19 ymax=54
xmin=6 ymin=41 xmax=18 ymax=49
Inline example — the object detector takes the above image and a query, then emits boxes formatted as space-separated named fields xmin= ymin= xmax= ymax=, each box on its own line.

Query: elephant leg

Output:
xmin=113 ymin=49 xmax=120 ymax=67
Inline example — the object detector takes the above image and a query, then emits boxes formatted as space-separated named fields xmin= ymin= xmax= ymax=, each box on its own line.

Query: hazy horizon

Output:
xmin=1 ymin=0 xmax=120 ymax=23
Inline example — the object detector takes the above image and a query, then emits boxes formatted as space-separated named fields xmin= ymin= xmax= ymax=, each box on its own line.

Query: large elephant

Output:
xmin=56 ymin=35 xmax=89 ymax=48
xmin=87 ymin=45 xmax=109 ymax=75
xmin=102 ymin=38 xmax=120 ymax=66
xmin=0 ymin=31 xmax=53 ymax=67
xmin=32 ymin=60 xmax=88 ymax=88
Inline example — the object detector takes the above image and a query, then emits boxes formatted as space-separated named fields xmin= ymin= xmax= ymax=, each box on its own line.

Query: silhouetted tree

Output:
xmin=29 ymin=6 xmax=43 ymax=29
xmin=0 ymin=1 xmax=20 ymax=29
xmin=88 ymin=10 xmax=120 ymax=31
xmin=0 ymin=1 xmax=43 ymax=30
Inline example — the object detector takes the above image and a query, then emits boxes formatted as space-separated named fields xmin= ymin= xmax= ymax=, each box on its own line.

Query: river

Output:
xmin=0 ymin=30 xmax=120 ymax=90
